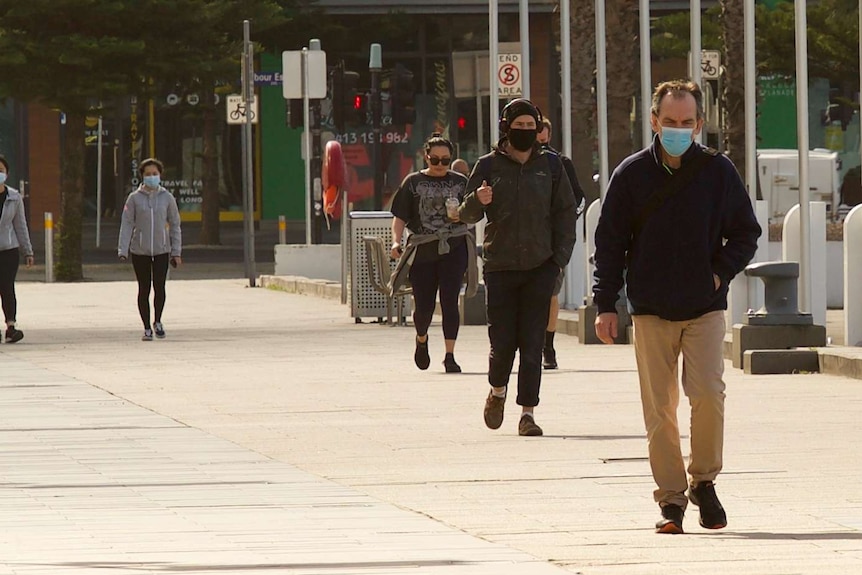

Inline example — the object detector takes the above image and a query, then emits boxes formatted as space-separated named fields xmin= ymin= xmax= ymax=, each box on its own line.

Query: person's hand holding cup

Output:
xmin=445 ymin=196 xmax=460 ymax=222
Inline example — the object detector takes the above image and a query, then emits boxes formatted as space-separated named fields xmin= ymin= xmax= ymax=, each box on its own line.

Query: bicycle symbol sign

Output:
xmin=700 ymin=50 xmax=721 ymax=80
xmin=226 ymin=94 xmax=258 ymax=125
xmin=497 ymin=53 xmax=523 ymax=97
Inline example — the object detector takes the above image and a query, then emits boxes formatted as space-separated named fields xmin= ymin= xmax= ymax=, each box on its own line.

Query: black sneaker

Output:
xmin=5 ymin=326 xmax=24 ymax=343
xmin=142 ymin=329 xmax=154 ymax=341
xmin=542 ymin=347 xmax=558 ymax=369
xmin=655 ymin=504 xmax=685 ymax=534
xmin=443 ymin=353 xmax=461 ymax=373
xmin=689 ymin=481 xmax=727 ymax=529
xmin=154 ymin=322 xmax=166 ymax=339
xmin=414 ymin=336 xmax=430 ymax=370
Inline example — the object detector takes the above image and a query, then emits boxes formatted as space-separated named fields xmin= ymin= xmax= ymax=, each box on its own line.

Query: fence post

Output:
xmin=44 ymin=212 xmax=54 ymax=284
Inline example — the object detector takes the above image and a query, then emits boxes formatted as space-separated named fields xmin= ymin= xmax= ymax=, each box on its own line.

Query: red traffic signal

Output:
xmin=354 ymin=94 xmax=363 ymax=110
xmin=457 ymin=116 xmax=467 ymax=130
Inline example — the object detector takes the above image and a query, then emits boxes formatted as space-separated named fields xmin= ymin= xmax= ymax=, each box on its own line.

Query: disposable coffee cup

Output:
xmin=446 ymin=197 xmax=459 ymax=219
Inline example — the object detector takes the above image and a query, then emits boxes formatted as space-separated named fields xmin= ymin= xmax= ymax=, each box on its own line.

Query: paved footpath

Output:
xmin=2 ymin=279 xmax=862 ymax=574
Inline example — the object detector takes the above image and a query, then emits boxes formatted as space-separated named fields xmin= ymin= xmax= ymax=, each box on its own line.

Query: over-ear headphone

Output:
xmin=498 ymin=98 xmax=544 ymax=134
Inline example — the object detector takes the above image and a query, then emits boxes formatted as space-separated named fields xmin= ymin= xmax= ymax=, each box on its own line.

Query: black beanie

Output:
xmin=503 ymin=99 xmax=539 ymax=129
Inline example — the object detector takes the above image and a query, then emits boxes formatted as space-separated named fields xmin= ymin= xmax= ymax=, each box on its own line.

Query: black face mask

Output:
xmin=508 ymin=128 xmax=537 ymax=152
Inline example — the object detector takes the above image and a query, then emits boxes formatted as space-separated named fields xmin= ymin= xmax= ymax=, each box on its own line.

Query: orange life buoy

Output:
xmin=322 ymin=140 xmax=346 ymax=190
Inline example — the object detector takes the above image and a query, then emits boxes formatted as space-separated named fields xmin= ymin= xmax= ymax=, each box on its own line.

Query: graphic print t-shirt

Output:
xmin=390 ymin=170 xmax=469 ymax=262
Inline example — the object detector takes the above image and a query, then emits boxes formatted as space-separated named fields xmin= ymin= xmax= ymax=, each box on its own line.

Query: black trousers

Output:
xmin=408 ymin=242 xmax=468 ymax=340
xmin=484 ymin=259 xmax=559 ymax=407
xmin=0 ymin=248 xmax=19 ymax=324
xmin=131 ymin=253 xmax=170 ymax=329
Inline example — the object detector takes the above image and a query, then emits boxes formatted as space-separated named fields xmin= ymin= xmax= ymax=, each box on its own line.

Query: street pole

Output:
xmin=310 ymin=39 xmax=323 ymax=243
xmin=691 ymin=0 xmax=702 ymax=144
xmin=489 ymin=0 xmax=500 ymax=145
xmin=369 ymin=43 xmax=383 ymax=211
xmin=595 ymin=0 xmax=609 ymax=199
xmin=639 ymin=0 xmax=652 ymax=148
xmin=96 ymin=115 xmax=103 ymax=247
xmin=519 ymin=0 xmax=530 ymax=100
xmin=302 ymin=47 xmax=313 ymax=244
xmin=795 ymin=0 xmax=811 ymax=315
xmin=242 ymin=20 xmax=257 ymax=287
xmin=561 ymin=0 xmax=572 ymax=158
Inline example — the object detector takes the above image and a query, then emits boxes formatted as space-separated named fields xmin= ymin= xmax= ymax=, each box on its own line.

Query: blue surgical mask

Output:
xmin=0 ymin=173 xmax=7 ymax=185
xmin=143 ymin=175 xmax=161 ymax=189
xmin=659 ymin=127 xmax=694 ymax=157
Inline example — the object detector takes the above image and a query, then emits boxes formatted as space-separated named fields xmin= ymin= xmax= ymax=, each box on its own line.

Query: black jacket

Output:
xmin=593 ymin=137 xmax=761 ymax=321
xmin=460 ymin=142 xmax=577 ymax=272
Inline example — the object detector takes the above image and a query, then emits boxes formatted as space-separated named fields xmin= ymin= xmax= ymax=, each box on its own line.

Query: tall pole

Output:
xmin=369 ymin=43 xmax=383 ymax=211
xmin=795 ymin=0 xmax=811 ymax=314
xmin=242 ymin=20 xmax=257 ymax=286
xmin=96 ymin=116 xmax=103 ymax=247
xmin=859 ymin=0 xmax=862 ymax=179
xmin=561 ymin=0 xmax=572 ymax=157
xmin=595 ymin=0 xmax=609 ymax=199
xmin=519 ymin=0 xmax=530 ymax=100
xmin=745 ymin=0 xmax=757 ymax=205
xmin=310 ymin=39 xmax=323 ymax=243
xmin=490 ymin=0 xmax=500 ymax=145
xmin=639 ymin=0 xmax=652 ymax=148
xmin=475 ymin=54 xmax=485 ymax=154
xmin=691 ymin=0 xmax=702 ymax=143
xmin=302 ymin=47 xmax=312 ymax=243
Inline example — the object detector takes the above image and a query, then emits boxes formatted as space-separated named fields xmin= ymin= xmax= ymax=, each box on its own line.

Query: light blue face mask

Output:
xmin=143 ymin=175 xmax=161 ymax=189
xmin=659 ymin=127 xmax=694 ymax=157
xmin=0 ymin=173 xmax=7 ymax=186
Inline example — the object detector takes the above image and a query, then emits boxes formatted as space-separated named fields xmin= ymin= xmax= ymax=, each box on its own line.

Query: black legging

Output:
xmin=131 ymin=253 xmax=170 ymax=329
xmin=408 ymin=241 xmax=468 ymax=340
xmin=0 ymin=248 xmax=19 ymax=324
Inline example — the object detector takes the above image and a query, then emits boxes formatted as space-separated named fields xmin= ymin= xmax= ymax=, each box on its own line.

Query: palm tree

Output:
xmin=570 ymin=0 xmax=598 ymax=206
xmin=605 ymin=0 xmax=639 ymax=171
xmin=721 ymin=0 xmax=746 ymax=180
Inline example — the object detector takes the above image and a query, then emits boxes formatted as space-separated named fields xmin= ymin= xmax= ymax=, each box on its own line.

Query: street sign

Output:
xmin=497 ymin=53 xmax=522 ymax=97
xmin=226 ymin=94 xmax=258 ymax=125
xmin=282 ymin=50 xmax=327 ymax=99
xmin=701 ymin=50 xmax=721 ymax=80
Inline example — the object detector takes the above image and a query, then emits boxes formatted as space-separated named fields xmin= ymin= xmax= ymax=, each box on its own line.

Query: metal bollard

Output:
xmin=278 ymin=215 xmax=286 ymax=245
xmin=44 ymin=212 xmax=54 ymax=283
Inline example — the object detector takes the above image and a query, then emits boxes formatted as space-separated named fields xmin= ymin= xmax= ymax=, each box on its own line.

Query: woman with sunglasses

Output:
xmin=390 ymin=134 xmax=471 ymax=373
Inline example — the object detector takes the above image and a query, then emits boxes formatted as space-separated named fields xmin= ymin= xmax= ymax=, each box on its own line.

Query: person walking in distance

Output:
xmin=390 ymin=134 xmax=474 ymax=373
xmin=0 ymin=155 xmax=34 ymax=343
xmin=118 ymin=158 xmax=182 ymax=341
xmin=450 ymin=158 xmax=471 ymax=178
xmin=536 ymin=118 xmax=585 ymax=369
xmin=460 ymin=99 xmax=577 ymax=436
xmin=593 ymin=80 xmax=761 ymax=534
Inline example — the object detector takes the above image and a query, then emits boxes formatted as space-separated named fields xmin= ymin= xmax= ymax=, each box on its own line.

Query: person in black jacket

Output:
xmin=460 ymin=99 xmax=577 ymax=437
xmin=593 ymin=80 xmax=761 ymax=534
xmin=536 ymin=118 xmax=585 ymax=369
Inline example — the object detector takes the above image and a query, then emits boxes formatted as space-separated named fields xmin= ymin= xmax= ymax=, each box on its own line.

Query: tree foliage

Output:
xmin=0 ymin=0 xmax=295 ymax=277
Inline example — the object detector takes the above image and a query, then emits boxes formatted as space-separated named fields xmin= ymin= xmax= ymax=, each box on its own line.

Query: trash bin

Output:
xmin=348 ymin=211 xmax=412 ymax=322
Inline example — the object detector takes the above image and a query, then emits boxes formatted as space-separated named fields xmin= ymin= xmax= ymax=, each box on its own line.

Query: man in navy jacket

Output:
xmin=593 ymin=80 xmax=761 ymax=534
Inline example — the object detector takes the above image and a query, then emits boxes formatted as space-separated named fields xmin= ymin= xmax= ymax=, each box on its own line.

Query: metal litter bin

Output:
xmin=348 ymin=211 xmax=412 ymax=322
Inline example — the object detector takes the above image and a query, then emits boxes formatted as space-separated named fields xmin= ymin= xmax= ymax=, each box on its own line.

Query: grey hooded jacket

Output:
xmin=0 ymin=187 xmax=34 ymax=256
xmin=118 ymin=186 xmax=182 ymax=258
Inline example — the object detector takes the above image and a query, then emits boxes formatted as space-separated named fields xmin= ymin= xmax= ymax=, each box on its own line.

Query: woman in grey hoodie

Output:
xmin=118 ymin=158 xmax=182 ymax=341
xmin=0 ymin=155 xmax=34 ymax=343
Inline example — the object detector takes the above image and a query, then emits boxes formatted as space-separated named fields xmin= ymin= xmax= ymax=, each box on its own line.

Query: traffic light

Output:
xmin=390 ymin=63 xmax=416 ymax=125
xmin=331 ymin=66 xmax=362 ymax=132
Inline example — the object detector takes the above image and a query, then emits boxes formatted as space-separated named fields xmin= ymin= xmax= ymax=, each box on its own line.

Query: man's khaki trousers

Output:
xmin=632 ymin=310 xmax=726 ymax=508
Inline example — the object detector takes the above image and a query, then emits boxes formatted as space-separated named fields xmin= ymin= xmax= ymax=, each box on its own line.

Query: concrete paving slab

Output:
xmin=2 ymin=279 xmax=862 ymax=574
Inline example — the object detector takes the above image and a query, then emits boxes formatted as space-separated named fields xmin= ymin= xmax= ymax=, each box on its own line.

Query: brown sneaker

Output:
xmin=518 ymin=414 xmax=543 ymax=436
xmin=483 ymin=391 xmax=506 ymax=429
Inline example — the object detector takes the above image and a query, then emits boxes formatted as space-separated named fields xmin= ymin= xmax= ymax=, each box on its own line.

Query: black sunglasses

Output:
xmin=428 ymin=156 xmax=452 ymax=166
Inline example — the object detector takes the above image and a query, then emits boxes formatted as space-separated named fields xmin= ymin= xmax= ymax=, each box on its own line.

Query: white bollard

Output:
xmin=44 ymin=212 xmax=54 ymax=283
xmin=728 ymin=199 xmax=770 ymax=323
xmin=782 ymin=202 xmax=827 ymax=326
xmin=564 ymin=227 xmax=586 ymax=310
xmin=844 ymin=205 xmax=862 ymax=346
xmin=584 ymin=199 xmax=602 ymax=302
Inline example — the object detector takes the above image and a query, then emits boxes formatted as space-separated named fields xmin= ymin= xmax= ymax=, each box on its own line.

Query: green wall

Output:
xmin=261 ymin=52 xmax=305 ymax=220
